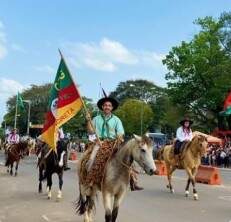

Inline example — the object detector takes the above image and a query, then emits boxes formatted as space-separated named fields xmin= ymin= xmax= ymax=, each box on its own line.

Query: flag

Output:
xmin=41 ymin=57 xmax=83 ymax=150
xmin=17 ymin=92 xmax=24 ymax=110
xmin=220 ymin=91 xmax=231 ymax=116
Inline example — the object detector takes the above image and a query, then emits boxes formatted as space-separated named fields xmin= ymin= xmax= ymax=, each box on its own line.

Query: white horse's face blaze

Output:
xmin=58 ymin=151 xmax=66 ymax=167
xmin=133 ymin=135 xmax=156 ymax=175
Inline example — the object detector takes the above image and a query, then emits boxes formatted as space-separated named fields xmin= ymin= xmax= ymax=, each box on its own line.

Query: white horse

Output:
xmin=76 ymin=134 xmax=157 ymax=222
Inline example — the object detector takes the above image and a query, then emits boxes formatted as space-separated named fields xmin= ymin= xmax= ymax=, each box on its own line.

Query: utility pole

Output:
xmin=24 ymin=100 xmax=31 ymax=135
xmin=14 ymin=95 xmax=18 ymax=129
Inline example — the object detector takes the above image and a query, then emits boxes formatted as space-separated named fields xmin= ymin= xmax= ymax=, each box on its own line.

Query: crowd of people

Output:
xmin=202 ymin=139 xmax=231 ymax=168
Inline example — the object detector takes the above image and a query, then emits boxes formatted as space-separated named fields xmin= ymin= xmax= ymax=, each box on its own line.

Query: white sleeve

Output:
xmin=176 ymin=127 xmax=184 ymax=142
xmin=16 ymin=135 xmax=20 ymax=143
xmin=59 ymin=128 xmax=65 ymax=139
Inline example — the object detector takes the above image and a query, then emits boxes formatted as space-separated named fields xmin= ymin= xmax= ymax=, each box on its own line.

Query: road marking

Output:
xmin=42 ymin=215 xmax=50 ymax=221
xmin=218 ymin=195 xmax=231 ymax=201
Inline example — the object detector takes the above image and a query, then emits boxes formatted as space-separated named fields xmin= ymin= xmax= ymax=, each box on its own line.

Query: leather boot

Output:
xmin=130 ymin=176 xmax=143 ymax=191
xmin=175 ymin=154 xmax=180 ymax=167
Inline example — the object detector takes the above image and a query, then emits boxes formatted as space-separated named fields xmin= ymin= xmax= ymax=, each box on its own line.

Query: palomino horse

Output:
xmin=160 ymin=135 xmax=208 ymax=200
xmin=76 ymin=135 xmax=157 ymax=222
xmin=5 ymin=141 xmax=29 ymax=176
xmin=37 ymin=140 xmax=67 ymax=200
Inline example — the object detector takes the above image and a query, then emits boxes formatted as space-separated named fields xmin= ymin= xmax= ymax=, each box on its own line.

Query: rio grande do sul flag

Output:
xmin=41 ymin=57 xmax=83 ymax=150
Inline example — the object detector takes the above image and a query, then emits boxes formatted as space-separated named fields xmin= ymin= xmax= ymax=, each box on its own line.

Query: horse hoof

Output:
xmin=170 ymin=189 xmax=175 ymax=194
xmin=193 ymin=193 xmax=199 ymax=200
xmin=166 ymin=185 xmax=170 ymax=189
xmin=185 ymin=190 xmax=189 ymax=197
xmin=47 ymin=192 xmax=52 ymax=200
xmin=57 ymin=191 xmax=62 ymax=200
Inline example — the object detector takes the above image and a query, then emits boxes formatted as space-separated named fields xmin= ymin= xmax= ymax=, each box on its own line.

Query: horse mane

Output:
xmin=115 ymin=138 xmax=137 ymax=161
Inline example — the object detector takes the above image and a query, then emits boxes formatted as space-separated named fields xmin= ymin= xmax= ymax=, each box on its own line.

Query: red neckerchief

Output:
xmin=183 ymin=127 xmax=190 ymax=137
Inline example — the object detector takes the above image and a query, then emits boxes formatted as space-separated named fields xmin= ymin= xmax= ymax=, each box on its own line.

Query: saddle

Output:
xmin=79 ymin=139 xmax=120 ymax=188
xmin=171 ymin=140 xmax=191 ymax=165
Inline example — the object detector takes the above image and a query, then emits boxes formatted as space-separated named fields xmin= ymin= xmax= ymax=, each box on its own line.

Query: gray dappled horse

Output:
xmin=77 ymin=134 xmax=157 ymax=222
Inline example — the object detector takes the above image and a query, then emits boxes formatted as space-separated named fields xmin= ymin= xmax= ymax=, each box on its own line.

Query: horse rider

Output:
xmin=57 ymin=128 xmax=70 ymax=171
xmin=86 ymin=93 xmax=143 ymax=191
xmin=7 ymin=128 xmax=20 ymax=145
xmin=174 ymin=117 xmax=193 ymax=166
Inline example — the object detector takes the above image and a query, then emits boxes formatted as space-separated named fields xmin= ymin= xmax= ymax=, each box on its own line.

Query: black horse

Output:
xmin=37 ymin=139 xmax=68 ymax=200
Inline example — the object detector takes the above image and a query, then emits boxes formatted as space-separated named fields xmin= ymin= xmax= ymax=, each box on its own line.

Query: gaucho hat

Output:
xmin=97 ymin=88 xmax=119 ymax=111
xmin=179 ymin=117 xmax=193 ymax=126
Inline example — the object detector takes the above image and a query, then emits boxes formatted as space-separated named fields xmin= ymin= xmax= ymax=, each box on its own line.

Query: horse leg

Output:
xmin=87 ymin=193 xmax=96 ymax=222
xmin=10 ymin=162 xmax=13 ymax=176
xmin=15 ymin=161 xmax=19 ymax=176
xmin=57 ymin=172 xmax=63 ymax=200
xmin=38 ymin=167 xmax=43 ymax=193
xmin=103 ymin=191 xmax=113 ymax=222
xmin=47 ymin=173 xmax=52 ymax=199
xmin=112 ymin=190 xmax=126 ymax=222
xmin=185 ymin=167 xmax=198 ymax=200
xmin=191 ymin=168 xmax=199 ymax=200
xmin=166 ymin=164 xmax=176 ymax=193
xmin=185 ymin=178 xmax=191 ymax=197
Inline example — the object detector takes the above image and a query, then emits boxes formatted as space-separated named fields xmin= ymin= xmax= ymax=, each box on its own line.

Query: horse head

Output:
xmin=191 ymin=135 xmax=208 ymax=156
xmin=132 ymin=134 xmax=157 ymax=175
xmin=17 ymin=141 xmax=29 ymax=157
xmin=57 ymin=140 xmax=67 ymax=168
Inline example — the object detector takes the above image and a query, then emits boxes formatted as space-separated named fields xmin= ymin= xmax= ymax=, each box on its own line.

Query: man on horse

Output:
xmin=86 ymin=93 xmax=143 ymax=191
xmin=174 ymin=117 xmax=193 ymax=166
xmin=7 ymin=128 xmax=20 ymax=145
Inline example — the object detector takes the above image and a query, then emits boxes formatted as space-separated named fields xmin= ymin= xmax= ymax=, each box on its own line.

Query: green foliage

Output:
xmin=110 ymin=79 xmax=164 ymax=104
xmin=163 ymin=13 xmax=231 ymax=132
xmin=150 ymin=95 xmax=185 ymax=135
xmin=63 ymin=97 xmax=97 ymax=138
xmin=4 ymin=84 xmax=52 ymax=134
xmin=3 ymin=84 xmax=94 ymax=137
xmin=115 ymin=99 xmax=154 ymax=135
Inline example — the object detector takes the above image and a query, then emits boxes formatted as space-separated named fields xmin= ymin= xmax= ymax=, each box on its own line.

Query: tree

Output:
xmin=4 ymin=84 xmax=52 ymax=134
xmin=115 ymin=99 xmax=154 ymax=135
xmin=163 ymin=13 xmax=231 ymax=132
xmin=3 ymin=84 xmax=94 ymax=137
xmin=63 ymin=97 xmax=97 ymax=138
xmin=109 ymin=79 xmax=164 ymax=104
xmin=150 ymin=95 xmax=185 ymax=135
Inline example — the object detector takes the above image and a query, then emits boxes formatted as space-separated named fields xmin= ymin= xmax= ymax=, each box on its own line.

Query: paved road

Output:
xmin=0 ymin=151 xmax=231 ymax=222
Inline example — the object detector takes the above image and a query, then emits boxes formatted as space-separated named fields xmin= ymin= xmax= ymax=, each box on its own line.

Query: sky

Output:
xmin=0 ymin=0 xmax=230 ymax=122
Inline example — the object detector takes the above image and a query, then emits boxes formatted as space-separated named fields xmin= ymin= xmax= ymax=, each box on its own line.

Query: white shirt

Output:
xmin=176 ymin=126 xmax=193 ymax=142
xmin=58 ymin=128 xmax=65 ymax=140
xmin=7 ymin=133 xmax=20 ymax=144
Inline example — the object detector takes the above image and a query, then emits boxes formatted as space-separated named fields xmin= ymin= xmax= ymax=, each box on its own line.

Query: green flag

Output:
xmin=17 ymin=92 xmax=24 ymax=110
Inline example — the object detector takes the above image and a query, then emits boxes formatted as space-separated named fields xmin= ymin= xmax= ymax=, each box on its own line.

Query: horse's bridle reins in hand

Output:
xmin=120 ymin=159 xmax=139 ymax=175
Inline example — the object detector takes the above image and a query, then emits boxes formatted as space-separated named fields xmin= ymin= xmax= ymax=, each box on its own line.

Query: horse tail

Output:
xmin=75 ymin=186 xmax=95 ymax=215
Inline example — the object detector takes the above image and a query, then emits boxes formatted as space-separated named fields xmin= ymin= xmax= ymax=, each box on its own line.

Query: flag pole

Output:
xmin=14 ymin=94 xmax=18 ymax=129
xmin=58 ymin=49 xmax=101 ymax=144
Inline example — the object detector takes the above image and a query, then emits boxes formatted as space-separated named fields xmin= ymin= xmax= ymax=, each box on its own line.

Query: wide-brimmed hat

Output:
xmin=97 ymin=88 xmax=119 ymax=111
xmin=97 ymin=97 xmax=119 ymax=111
xmin=180 ymin=117 xmax=193 ymax=126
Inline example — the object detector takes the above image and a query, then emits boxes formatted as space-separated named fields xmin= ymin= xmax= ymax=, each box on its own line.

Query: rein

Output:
xmin=120 ymin=160 xmax=139 ymax=174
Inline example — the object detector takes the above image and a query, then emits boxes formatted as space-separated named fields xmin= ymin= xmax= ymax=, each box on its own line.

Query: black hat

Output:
xmin=97 ymin=88 xmax=119 ymax=111
xmin=180 ymin=117 xmax=193 ymax=126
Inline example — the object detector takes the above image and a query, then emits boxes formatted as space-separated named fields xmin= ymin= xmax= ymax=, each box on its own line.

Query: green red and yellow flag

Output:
xmin=41 ymin=57 xmax=83 ymax=150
